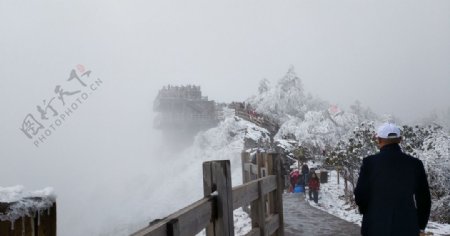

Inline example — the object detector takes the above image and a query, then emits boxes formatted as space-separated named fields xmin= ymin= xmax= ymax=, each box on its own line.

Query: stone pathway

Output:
xmin=283 ymin=193 xmax=361 ymax=236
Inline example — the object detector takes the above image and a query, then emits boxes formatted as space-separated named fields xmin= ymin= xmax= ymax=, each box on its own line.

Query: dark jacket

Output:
xmin=354 ymin=143 xmax=431 ymax=236
xmin=302 ymin=164 xmax=309 ymax=175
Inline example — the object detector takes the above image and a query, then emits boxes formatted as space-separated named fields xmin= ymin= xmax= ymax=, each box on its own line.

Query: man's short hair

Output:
xmin=378 ymin=137 xmax=402 ymax=145
xmin=377 ymin=123 xmax=401 ymax=139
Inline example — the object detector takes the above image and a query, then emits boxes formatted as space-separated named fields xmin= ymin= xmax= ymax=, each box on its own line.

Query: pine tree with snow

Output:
xmin=258 ymin=78 xmax=270 ymax=95
xmin=325 ymin=122 xmax=377 ymax=203
xmin=402 ymin=124 xmax=450 ymax=223
xmin=247 ymin=66 xmax=324 ymax=123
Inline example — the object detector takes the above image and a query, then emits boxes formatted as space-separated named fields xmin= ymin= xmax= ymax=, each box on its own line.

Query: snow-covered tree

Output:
xmin=402 ymin=125 xmax=450 ymax=223
xmin=419 ymin=108 xmax=450 ymax=133
xmin=350 ymin=100 xmax=378 ymax=123
xmin=324 ymin=123 xmax=450 ymax=223
xmin=247 ymin=66 xmax=327 ymax=123
xmin=325 ymin=122 xmax=377 ymax=202
xmin=258 ymin=78 xmax=270 ymax=95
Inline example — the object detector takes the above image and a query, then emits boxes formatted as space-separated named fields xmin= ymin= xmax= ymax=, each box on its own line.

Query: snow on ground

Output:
xmin=305 ymin=171 xmax=362 ymax=224
xmin=306 ymin=170 xmax=450 ymax=236
xmin=233 ymin=208 xmax=252 ymax=235
xmin=0 ymin=186 xmax=56 ymax=222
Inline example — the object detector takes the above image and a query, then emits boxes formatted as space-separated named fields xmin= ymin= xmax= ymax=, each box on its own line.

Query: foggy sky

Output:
xmin=1 ymin=0 xmax=449 ymax=235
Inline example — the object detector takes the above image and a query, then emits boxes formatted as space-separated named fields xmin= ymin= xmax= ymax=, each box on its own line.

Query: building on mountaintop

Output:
xmin=153 ymin=85 xmax=221 ymax=132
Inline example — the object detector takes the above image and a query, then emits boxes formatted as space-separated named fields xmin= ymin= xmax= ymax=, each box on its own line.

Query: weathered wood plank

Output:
xmin=178 ymin=198 xmax=215 ymax=235
xmin=130 ymin=197 xmax=214 ymax=236
xmin=203 ymin=162 xmax=215 ymax=236
xmin=167 ymin=219 xmax=179 ymax=236
xmin=203 ymin=162 xmax=215 ymax=196
xmin=267 ymin=154 xmax=276 ymax=215
xmin=250 ymin=164 xmax=258 ymax=176
xmin=211 ymin=161 xmax=234 ymax=236
xmin=244 ymin=228 xmax=260 ymax=236
xmin=35 ymin=203 xmax=57 ymax=236
xmin=244 ymin=163 xmax=259 ymax=176
xmin=256 ymin=152 xmax=264 ymax=179
xmin=270 ymin=153 xmax=285 ymax=236
xmin=241 ymin=152 xmax=252 ymax=214
xmin=244 ymin=163 xmax=251 ymax=173
xmin=265 ymin=214 xmax=280 ymax=236
xmin=250 ymin=180 xmax=266 ymax=236
xmin=48 ymin=203 xmax=57 ymax=236
xmin=260 ymin=176 xmax=277 ymax=195
xmin=241 ymin=152 xmax=250 ymax=184
xmin=232 ymin=180 xmax=259 ymax=210
xmin=232 ymin=175 xmax=276 ymax=210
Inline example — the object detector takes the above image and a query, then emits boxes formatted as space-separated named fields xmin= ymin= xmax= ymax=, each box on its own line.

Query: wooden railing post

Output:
xmin=241 ymin=151 xmax=251 ymax=214
xmin=267 ymin=153 xmax=285 ymax=236
xmin=203 ymin=161 xmax=234 ymax=236
xmin=249 ymin=152 xmax=267 ymax=236
xmin=241 ymin=151 xmax=250 ymax=184
xmin=250 ymin=181 xmax=266 ymax=236
xmin=167 ymin=219 xmax=180 ymax=236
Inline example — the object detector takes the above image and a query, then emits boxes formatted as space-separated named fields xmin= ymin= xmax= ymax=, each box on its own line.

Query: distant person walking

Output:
xmin=289 ymin=169 xmax=299 ymax=193
xmin=354 ymin=123 xmax=431 ymax=236
xmin=301 ymin=163 xmax=310 ymax=186
xmin=308 ymin=172 xmax=320 ymax=204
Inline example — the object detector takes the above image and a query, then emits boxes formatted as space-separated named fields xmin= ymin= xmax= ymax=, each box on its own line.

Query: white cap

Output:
xmin=376 ymin=123 xmax=401 ymax=139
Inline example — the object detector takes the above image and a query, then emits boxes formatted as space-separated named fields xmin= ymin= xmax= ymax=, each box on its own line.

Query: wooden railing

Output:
xmin=234 ymin=110 xmax=279 ymax=136
xmin=131 ymin=152 xmax=284 ymax=236
xmin=240 ymin=151 xmax=284 ymax=236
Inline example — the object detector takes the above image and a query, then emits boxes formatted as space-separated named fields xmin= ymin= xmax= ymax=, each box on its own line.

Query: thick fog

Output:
xmin=1 ymin=0 xmax=449 ymax=235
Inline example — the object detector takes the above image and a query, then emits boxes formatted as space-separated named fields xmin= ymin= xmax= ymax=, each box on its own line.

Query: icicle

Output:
xmin=30 ymin=215 xmax=35 ymax=236
xmin=10 ymin=219 xmax=15 ymax=231
xmin=37 ymin=211 xmax=40 ymax=226
xmin=47 ymin=208 xmax=51 ymax=216
xmin=22 ymin=217 xmax=25 ymax=236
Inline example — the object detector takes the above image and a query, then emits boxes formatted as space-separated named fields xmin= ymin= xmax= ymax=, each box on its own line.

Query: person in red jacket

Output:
xmin=308 ymin=172 xmax=320 ymax=203
xmin=289 ymin=170 xmax=299 ymax=192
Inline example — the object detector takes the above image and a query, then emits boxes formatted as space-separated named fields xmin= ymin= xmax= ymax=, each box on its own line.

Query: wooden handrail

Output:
xmin=231 ymin=176 xmax=276 ymax=210
xmin=130 ymin=154 xmax=284 ymax=236
xmin=131 ymin=197 xmax=215 ymax=236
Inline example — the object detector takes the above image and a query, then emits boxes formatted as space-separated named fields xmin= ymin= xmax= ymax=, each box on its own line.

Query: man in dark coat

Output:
xmin=301 ymin=163 xmax=309 ymax=186
xmin=354 ymin=123 xmax=431 ymax=236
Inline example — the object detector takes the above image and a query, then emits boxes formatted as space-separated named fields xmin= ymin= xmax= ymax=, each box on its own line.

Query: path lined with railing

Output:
xmin=130 ymin=151 xmax=361 ymax=236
